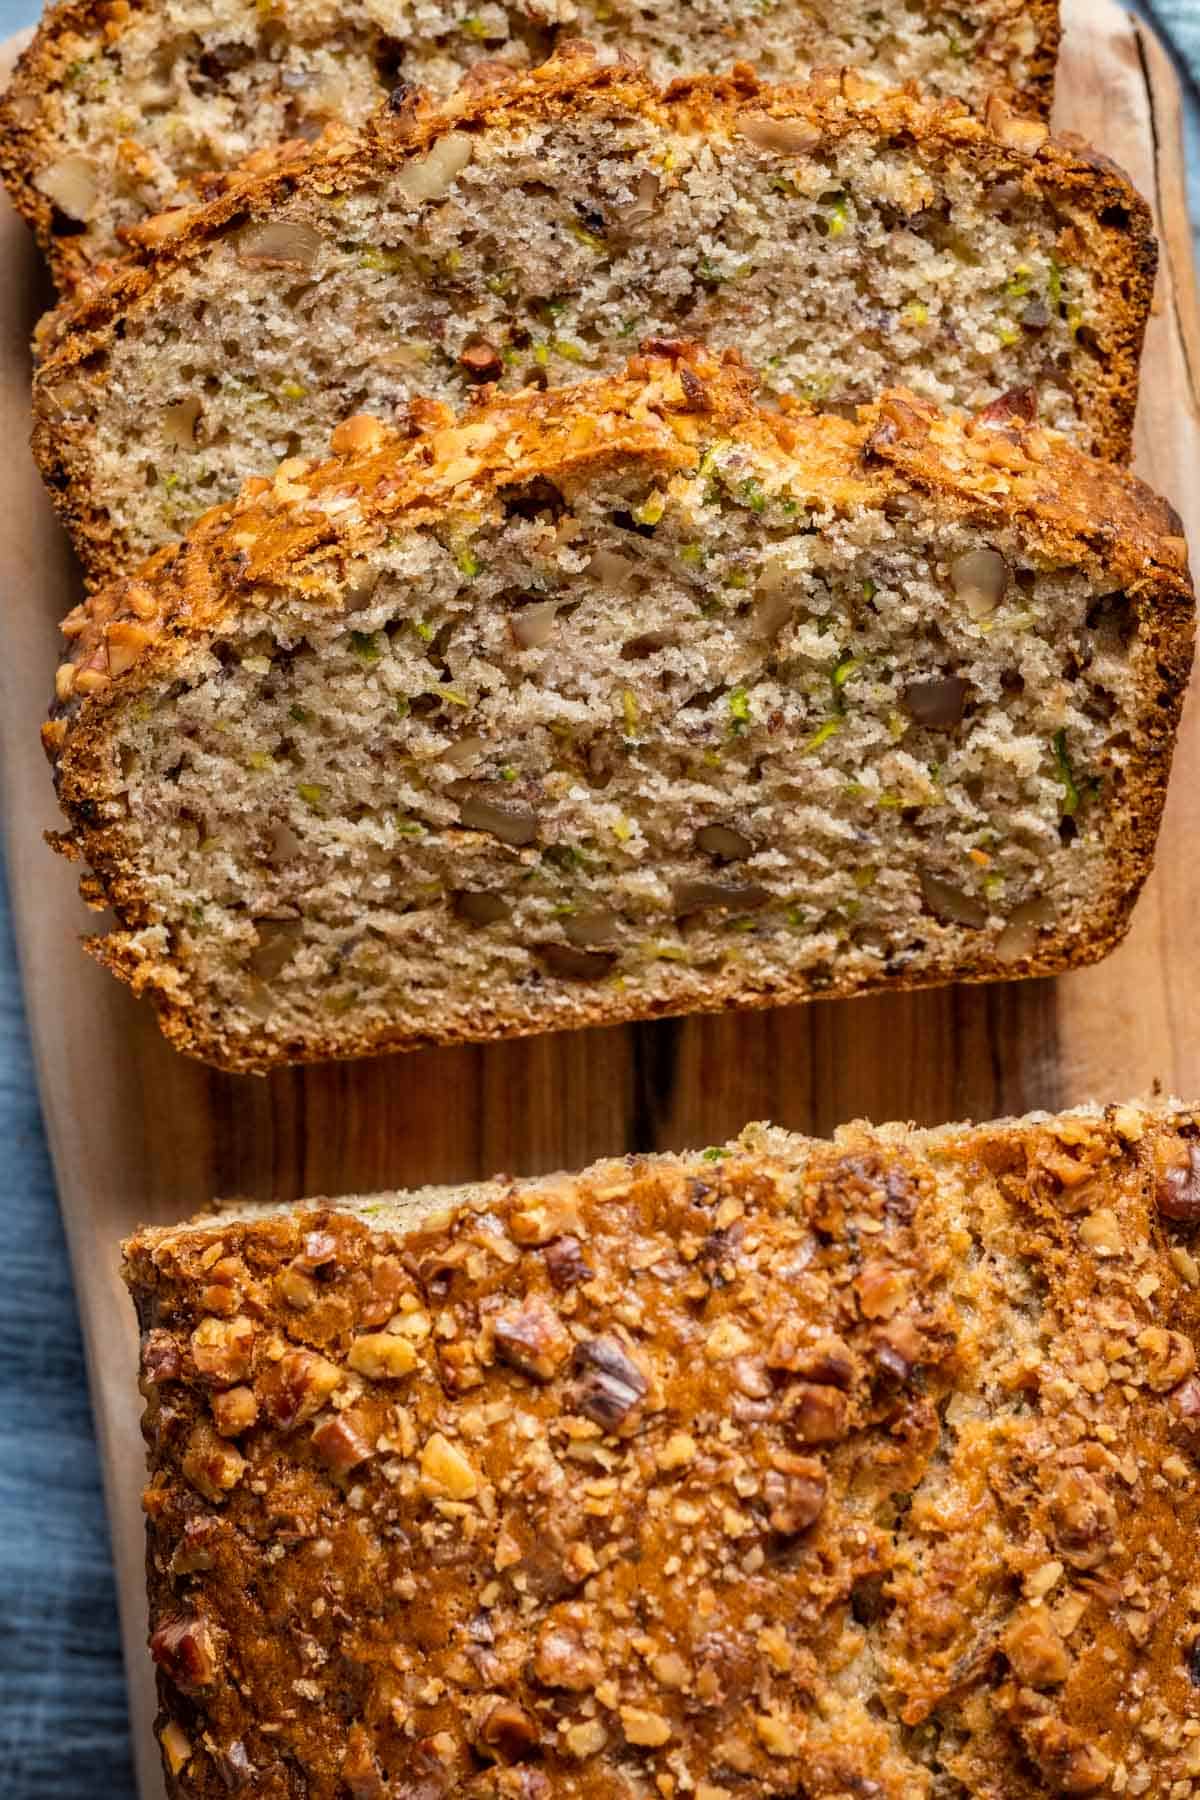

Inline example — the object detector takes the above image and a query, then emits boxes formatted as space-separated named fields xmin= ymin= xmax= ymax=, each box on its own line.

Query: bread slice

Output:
xmin=43 ymin=349 xmax=1193 ymax=1074
xmin=31 ymin=57 xmax=1154 ymax=586
xmin=124 ymin=1101 xmax=1200 ymax=1799
xmin=2 ymin=0 xmax=1060 ymax=291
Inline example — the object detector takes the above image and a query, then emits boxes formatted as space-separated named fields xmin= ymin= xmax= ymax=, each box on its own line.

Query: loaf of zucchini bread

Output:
xmin=31 ymin=56 xmax=1154 ymax=586
xmin=43 ymin=349 xmax=1193 ymax=1073
xmin=126 ymin=1101 xmax=1200 ymax=1798
xmin=2 ymin=0 xmax=1060 ymax=291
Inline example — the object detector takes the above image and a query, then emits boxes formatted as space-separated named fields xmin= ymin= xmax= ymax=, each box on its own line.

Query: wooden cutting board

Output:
xmin=1 ymin=2 xmax=1198 ymax=1791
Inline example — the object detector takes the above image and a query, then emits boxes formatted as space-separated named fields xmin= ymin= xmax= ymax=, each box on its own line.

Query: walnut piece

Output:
xmin=257 ymin=1349 xmax=343 ymax=1429
xmin=190 ymin=1314 xmax=255 ymax=1387
xmin=181 ymin=1421 xmax=247 ymax=1503
xmin=149 ymin=1614 xmax=219 ymax=1691
xmin=571 ymin=1336 xmax=648 ymax=1429
xmin=492 ymin=1296 xmax=573 ymax=1381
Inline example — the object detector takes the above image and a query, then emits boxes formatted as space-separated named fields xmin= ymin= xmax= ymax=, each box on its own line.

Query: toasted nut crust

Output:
xmin=125 ymin=1106 xmax=1200 ymax=1799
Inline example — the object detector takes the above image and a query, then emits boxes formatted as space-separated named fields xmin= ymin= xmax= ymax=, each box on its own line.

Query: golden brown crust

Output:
xmin=29 ymin=52 xmax=1155 ymax=587
xmin=124 ymin=1103 xmax=1200 ymax=1798
xmin=41 ymin=346 xmax=1196 ymax=1073
xmin=2 ymin=1 xmax=1061 ymax=293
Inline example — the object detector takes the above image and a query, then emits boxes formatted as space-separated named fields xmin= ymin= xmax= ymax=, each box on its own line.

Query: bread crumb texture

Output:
xmin=1 ymin=0 xmax=1060 ymax=287
xmin=125 ymin=1103 xmax=1200 ymax=1797
xmin=43 ymin=350 xmax=1194 ymax=1072
xmin=30 ymin=55 xmax=1153 ymax=582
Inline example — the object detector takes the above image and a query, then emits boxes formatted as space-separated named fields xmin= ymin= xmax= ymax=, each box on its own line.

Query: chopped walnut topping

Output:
xmin=507 ymin=1185 xmax=580 ymax=1246
xmin=1048 ymin=1468 xmax=1118 ymax=1569
xmin=420 ymin=1431 xmax=478 ymax=1499
xmin=1156 ymin=1140 xmax=1200 ymax=1222
xmin=478 ymin=1698 xmax=541 ymax=1761
xmin=190 ymin=1314 xmax=254 ymax=1386
xmin=763 ymin=1451 xmax=827 ymax=1534
xmin=210 ymin=1385 xmax=258 ymax=1437
xmin=785 ymin=1380 xmax=850 ymax=1444
xmin=312 ymin=1411 xmax=374 ymax=1476
xmin=571 ymin=1335 xmax=648 ymax=1429
xmin=620 ymin=1705 xmax=672 ymax=1747
xmin=124 ymin=1112 xmax=1200 ymax=1800
xmin=1003 ymin=1607 xmax=1071 ymax=1686
xmin=543 ymin=1235 xmax=593 ymax=1289
xmin=347 ymin=1332 xmax=418 ymax=1380
xmin=1138 ymin=1326 xmax=1196 ymax=1393
xmin=141 ymin=1329 xmax=181 ymax=1385
xmin=257 ymin=1348 xmax=342 ymax=1429
xmin=181 ymin=1421 xmax=247 ymax=1503
xmin=492 ymin=1296 xmax=572 ymax=1380
xmin=150 ymin=1614 xmax=219 ymax=1691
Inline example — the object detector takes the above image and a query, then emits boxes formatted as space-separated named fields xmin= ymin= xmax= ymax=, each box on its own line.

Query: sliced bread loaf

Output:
xmin=43 ymin=350 xmax=1193 ymax=1073
xmin=2 ymin=0 xmax=1059 ymax=290
xmin=31 ymin=57 xmax=1154 ymax=586
xmin=125 ymin=1102 xmax=1200 ymax=1798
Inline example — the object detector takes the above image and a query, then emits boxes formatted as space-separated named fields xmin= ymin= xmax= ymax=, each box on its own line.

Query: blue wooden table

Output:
xmin=0 ymin=2 xmax=1196 ymax=1793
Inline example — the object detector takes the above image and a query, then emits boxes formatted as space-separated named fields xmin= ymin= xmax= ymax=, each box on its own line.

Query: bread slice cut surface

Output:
xmin=1 ymin=0 xmax=1060 ymax=289
xmin=31 ymin=57 xmax=1154 ymax=582
xmin=124 ymin=1102 xmax=1200 ymax=1798
xmin=43 ymin=351 xmax=1194 ymax=1072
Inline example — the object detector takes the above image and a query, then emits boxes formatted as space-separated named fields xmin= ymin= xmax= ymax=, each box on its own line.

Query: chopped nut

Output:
xmin=544 ymin=1235 xmax=593 ymax=1288
xmin=754 ymin=1711 xmax=801 ymax=1757
xmin=767 ymin=1326 xmax=855 ymax=1387
xmin=620 ymin=1705 xmax=672 ymax=1747
xmin=492 ymin=1296 xmax=572 ymax=1380
xmin=785 ymin=1381 xmax=849 ymax=1444
xmin=507 ymin=1184 xmax=579 ymax=1245
xmin=950 ymin=546 xmax=1008 ymax=618
xmin=477 ymin=1699 xmax=541 ymax=1761
xmin=182 ymin=1421 xmax=247 ymax=1503
xmin=236 ymin=217 xmax=323 ymax=271
xmin=1079 ymin=1207 xmax=1121 ymax=1253
xmin=738 ymin=114 xmax=822 ymax=155
xmin=420 ymin=1431 xmax=478 ymax=1499
xmin=141 ymin=1329 xmax=181 ymax=1386
xmin=1003 ymin=1608 xmax=1071 ymax=1685
xmin=1025 ymin=1718 xmax=1110 ymax=1794
xmin=190 ymin=1314 xmax=255 ymax=1386
xmin=347 ymin=1332 xmax=418 ymax=1380
xmin=572 ymin=1336 xmax=648 ymax=1430
xmin=210 ymin=1385 xmax=258 ymax=1437
xmin=312 ymin=1411 xmax=374 ymax=1475
xmin=984 ymin=93 xmax=1050 ymax=153
xmin=257 ymin=1349 xmax=342 ymax=1429
xmin=277 ymin=1266 xmax=318 ymax=1310
xmin=1156 ymin=1139 xmax=1200 ymax=1222
xmin=705 ymin=1317 xmax=754 ymax=1360
xmin=159 ymin=1721 xmax=192 ymax=1778
xmin=341 ymin=1726 xmax=386 ymax=1800
xmin=331 ymin=413 xmax=388 ymax=457
xmin=657 ymin=1432 xmax=696 ymax=1471
xmin=150 ymin=1614 xmax=219 ymax=1690
xmin=1137 ymin=1326 xmax=1196 ymax=1392
xmin=563 ymin=1719 xmax=608 ymax=1759
xmin=533 ymin=1621 xmax=604 ymax=1691
xmin=764 ymin=1453 xmax=827 ymax=1534
xmin=34 ymin=152 xmax=98 ymax=220
xmin=1048 ymin=1468 xmax=1117 ymax=1569
xmin=460 ymin=340 xmax=504 ymax=381
xmin=651 ymin=1649 xmax=690 ymax=1687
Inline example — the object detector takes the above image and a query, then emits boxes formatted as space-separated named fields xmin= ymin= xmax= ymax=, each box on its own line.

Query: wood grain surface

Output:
xmin=0 ymin=3 xmax=1197 ymax=1792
